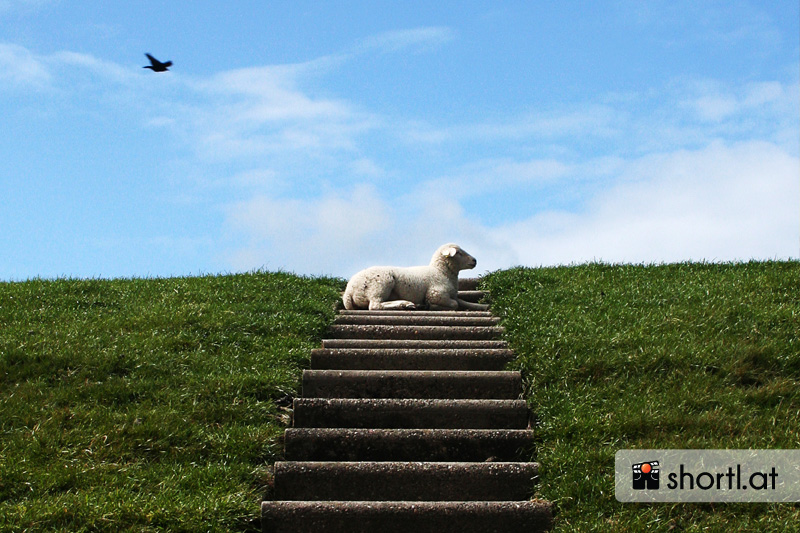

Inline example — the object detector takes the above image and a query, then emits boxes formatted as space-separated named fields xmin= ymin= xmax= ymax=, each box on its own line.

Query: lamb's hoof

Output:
xmin=401 ymin=302 xmax=416 ymax=309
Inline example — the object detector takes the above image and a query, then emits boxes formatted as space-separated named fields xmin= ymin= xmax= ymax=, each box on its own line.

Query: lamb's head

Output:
xmin=430 ymin=243 xmax=478 ymax=275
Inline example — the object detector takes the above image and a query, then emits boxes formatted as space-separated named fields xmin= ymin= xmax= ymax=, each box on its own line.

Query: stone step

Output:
xmin=334 ymin=315 xmax=501 ymax=326
xmin=262 ymin=285 xmax=554 ymax=533
xmin=292 ymin=399 xmax=530 ymax=429
xmin=272 ymin=461 xmax=539 ymax=501
xmin=302 ymin=370 xmax=522 ymax=399
xmin=457 ymin=290 xmax=488 ymax=303
xmin=322 ymin=339 xmax=508 ymax=350
xmin=262 ymin=500 xmax=553 ymax=533
xmin=310 ymin=348 xmax=514 ymax=371
xmin=338 ymin=310 xmax=493 ymax=317
xmin=327 ymin=325 xmax=504 ymax=341
xmin=283 ymin=428 xmax=535 ymax=462
xmin=457 ymin=278 xmax=481 ymax=291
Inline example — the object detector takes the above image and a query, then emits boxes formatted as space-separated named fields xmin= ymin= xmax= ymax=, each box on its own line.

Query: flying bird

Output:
xmin=143 ymin=53 xmax=172 ymax=72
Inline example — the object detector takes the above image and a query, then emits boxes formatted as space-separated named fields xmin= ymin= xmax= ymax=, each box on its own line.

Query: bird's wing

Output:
xmin=145 ymin=53 xmax=159 ymax=65
xmin=163 ymin=61 xmax=173 ymax=67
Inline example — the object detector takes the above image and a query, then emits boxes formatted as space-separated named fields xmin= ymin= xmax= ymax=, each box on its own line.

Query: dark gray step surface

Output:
xmin=283 ymin=428 xmax=535 ymax=461
xmin=262 ymin=294 xmax=554 ymax=533
xmin=334 ymin=315 xmax=501 ymax=326
xmin=311 ymin=348 xmax=514 ymax=371
xmin=327 ymin=324 xmax=504 ymax=341
xmin=302 ymin=370 xmax=522 ymax=399
xmin=338 ymin=310 xmax=492 ymax=317
xmin=458 ymin=290 xmax=488 ymax=303
xmin=273 ymin=461 xmax=539 ymax=501
xmin=322 ymin=339 xmax=508 ymax=350
xmin=458 ymin=278 xmax=480 ymax=291
xmin=292 ymin=398 xmax=530 ymax=429
xmin=262 ymin=500 xmax=553 ymax=533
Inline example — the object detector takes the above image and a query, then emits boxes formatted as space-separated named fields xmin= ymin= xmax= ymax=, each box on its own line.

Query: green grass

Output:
xmin=2 ymin=263 xmax=798 ymax=531
xmin=0 ymin=272 xmax=344 ymax=532
xmin=482 ymin=261 xmax=800 ymax=532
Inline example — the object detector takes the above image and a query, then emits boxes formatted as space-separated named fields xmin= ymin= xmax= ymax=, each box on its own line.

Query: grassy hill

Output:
xmin=1 ymin=262 xmax=798 ymax=531
xmin=483 ymin=261 xmax=800 ymax=532
xmin=0 ymin=272 xmax=344 ymax=532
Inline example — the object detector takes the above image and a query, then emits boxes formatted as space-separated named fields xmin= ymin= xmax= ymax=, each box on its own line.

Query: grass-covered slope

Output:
xmin=2 ymin=263 xmax=798 ymax=532
xmin=0 ymin=272 xmax=344 ymax=532
xmin=483 ymin=261 xmax=800 ymax=532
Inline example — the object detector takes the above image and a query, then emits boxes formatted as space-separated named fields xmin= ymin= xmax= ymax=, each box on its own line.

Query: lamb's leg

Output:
xmin=370 ymin=300 xmax=416 ymax=310
xmin=427 ymin=294 xmax=460 ymax=311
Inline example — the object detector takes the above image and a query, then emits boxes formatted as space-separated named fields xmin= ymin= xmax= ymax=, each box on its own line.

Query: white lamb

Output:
xmin=342 ymin=243 xmax=489 ymax=311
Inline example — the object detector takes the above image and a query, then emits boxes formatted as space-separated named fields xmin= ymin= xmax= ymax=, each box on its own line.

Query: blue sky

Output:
xmin=1 ymin=1 xmax=798 ymax=280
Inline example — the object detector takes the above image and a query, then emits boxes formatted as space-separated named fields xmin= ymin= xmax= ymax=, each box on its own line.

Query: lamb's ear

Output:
xmin=442 ymin=247 xmax=457 ymax=257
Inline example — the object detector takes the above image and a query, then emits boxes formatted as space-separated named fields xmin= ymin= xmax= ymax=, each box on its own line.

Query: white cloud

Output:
xmin=5 ymin=30 xmax=794 ymax=280
xmin=681 ymin=79 xmax=796 ymax=124
xmin=399 ymin=104 xmax=620 ymax=146
xmin=224 ymin=184 xmax=394 ymax=275
xmin=416 ymin=157 xmax=574 ymax=201
xmin=488 ymin=140 xmax=799 ymax=267
xmin=0 ymin=43 xmax=140 ymax=91
xmin=51 ymin=50 xmax=133 ymax=84
xmin=691 ymin=94 xmax=739 ymax=122
xmin=176 ymin=28 xmax=454 ymax=163
xmin=613 ymin=0 xmax=783 ymax=50
xmin=357 ymin=27 xmax=456 ymax=55
xmin=230 ymin=168 xmax=282 ymax=190
xmin=220 ymin=139 xmax=797 ymax=277
xmin=222 ymin=185 xmax=505 ymax=277
xmin=0 ymin=43 xmax=51 ymax=87
xmin=166 ymin=28 xmax=456 ymax=163
xmin=208 ymin=46 xmax=797 ymax=276
xmin=174 ymin=59 xmax=379 ymax=163
xmin=396 ymin=77 xmax=798 ymax=160
xmin=197 ymin=62 xmax=349 ymax=122
xmin=350 ymin=158 xmax=385 ymax=177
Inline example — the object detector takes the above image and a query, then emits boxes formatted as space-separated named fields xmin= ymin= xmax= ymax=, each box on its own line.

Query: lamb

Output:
xmin=342 ymin=243 xmax=489 ymax=311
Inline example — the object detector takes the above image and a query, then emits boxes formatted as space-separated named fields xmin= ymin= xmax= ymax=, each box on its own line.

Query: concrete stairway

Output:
xmin=261 ymin=279 xmax=553 ymax=532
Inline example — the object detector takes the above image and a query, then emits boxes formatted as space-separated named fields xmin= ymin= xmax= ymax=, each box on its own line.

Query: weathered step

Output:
xmin=327 ymin=325 xmax=504 ymax=340
xmin=458 ymin=290 xmax=488 ymax=303
xmin=458 ymin=278 xmax=481 ymax=291
xmin=334 ymin=315 xmax=501 ymax=326
xmin=302 ymin=370 xmax=522 ymax=399
xmin=338 ymin=310 xmax=492 ymax=317
xmin=322 ymin=339 xmax=508 ymax=350
xmin=311 ymin=348 xmax=514 ymax=371
xmin=284 ymin=428 xmax=535 ymax=461
xmin=292 ymin=399 xmax=530 ymax=428
xmin=273 ymin=461 xmax=539 ymax=501
xmin=262 ymin=500 xmax=553 ymax=533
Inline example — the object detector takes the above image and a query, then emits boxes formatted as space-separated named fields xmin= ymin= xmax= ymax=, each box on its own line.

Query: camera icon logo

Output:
xmin=632 ymin=461 xmax=660 ymax=490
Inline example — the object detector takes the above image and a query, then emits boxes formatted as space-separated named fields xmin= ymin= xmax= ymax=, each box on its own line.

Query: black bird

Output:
xmin=143 ymin=53 xmax=172 ymax=72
